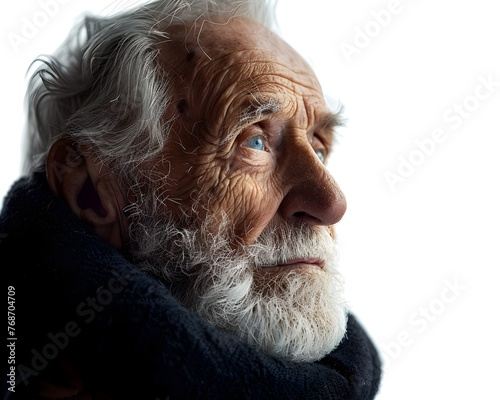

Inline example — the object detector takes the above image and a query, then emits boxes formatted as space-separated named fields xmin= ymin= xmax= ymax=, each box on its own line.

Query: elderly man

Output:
xmin=1 ymin=0 xmax=381 ymax=398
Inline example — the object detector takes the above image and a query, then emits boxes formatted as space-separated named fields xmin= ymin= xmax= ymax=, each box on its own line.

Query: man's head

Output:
xmin=27 ymin=0 xmax=347 ymax=362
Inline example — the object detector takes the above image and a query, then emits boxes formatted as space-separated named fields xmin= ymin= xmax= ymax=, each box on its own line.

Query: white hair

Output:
xmin=24 ymin=0 xmax=278 ymax=183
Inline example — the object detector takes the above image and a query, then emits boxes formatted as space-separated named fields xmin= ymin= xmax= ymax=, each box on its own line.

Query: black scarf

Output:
xmin=1 ymin=173 xmax=381 ymax=399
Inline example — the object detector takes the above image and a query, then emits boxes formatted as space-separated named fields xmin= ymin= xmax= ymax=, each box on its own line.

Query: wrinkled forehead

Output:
xmin=155 ymin=16 xmax=329 ymax=143
xmin=159 ymin=17 xmax=321 ymax=90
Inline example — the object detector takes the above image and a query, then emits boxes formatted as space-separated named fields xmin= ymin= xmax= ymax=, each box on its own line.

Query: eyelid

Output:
xmin=317 ymin=128 xmax=335 ymax=154
xmin=222 ymin=119 xmax=265 ymax=148
xmin=312 ymin=132 xmax=327 ymax=150
xmin=312 ymin=133 xmax=330 ymax=163
xmin=238 ymin=124 xmax=269 ymax=150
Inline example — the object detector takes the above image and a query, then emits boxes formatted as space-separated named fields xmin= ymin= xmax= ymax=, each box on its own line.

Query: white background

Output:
xmin=2 ymin=1 xmax=499 ymax=399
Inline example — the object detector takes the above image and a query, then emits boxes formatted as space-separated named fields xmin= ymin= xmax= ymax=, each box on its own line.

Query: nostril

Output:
xmin=292 ymin=211 xmax=321 ymax=223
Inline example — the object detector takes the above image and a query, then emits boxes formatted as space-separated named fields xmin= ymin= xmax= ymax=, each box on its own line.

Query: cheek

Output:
xmin=143 ymin=155 xmax=198 ymax=217
xmin=208 ymin=172 xmax=283 ymax=244
xmin=145 ymin=136 xmax=283 ymax=244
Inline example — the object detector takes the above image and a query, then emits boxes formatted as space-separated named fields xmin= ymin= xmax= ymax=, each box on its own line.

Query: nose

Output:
xmin=279 ymin=146 xmax=346 ymax=226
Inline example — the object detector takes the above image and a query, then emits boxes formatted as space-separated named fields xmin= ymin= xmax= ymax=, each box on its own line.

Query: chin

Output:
xmin=185 ymin=261 xmax=347 ymax=363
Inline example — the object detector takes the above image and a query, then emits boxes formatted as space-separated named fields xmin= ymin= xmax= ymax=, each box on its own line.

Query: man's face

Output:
xmin=153 ymin=17 xmax=346 ymax=244
xmin=128 ymin=17 xmax=347 ymax=362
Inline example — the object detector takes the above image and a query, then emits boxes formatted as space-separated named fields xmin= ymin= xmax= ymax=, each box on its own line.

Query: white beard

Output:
xmin=129 ymin=209 xmax=347 ymax=362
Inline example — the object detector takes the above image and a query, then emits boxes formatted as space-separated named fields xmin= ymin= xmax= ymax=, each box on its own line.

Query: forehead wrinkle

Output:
xmin=247 ymin=61 xmax=321 ymax=91
xmin=193 ymin=49 xmax=319 ymax=90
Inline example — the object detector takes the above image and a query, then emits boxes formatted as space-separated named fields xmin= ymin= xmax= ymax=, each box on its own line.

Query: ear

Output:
xmin=46 ymin=138 xmax=130 ymax=249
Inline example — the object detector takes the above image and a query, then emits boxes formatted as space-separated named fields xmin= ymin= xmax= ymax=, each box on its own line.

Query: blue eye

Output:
xmin=315 ymin=149 xmax=325 ymax=163
xmin=242 ymin=135 xmax=266 ymax=151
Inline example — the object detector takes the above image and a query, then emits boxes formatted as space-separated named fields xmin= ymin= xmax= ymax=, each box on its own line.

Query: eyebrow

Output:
xmin=241 ymin=98 xmax=282 ymax=123
xmin=220 ymin=97 xmax=344 ymax=147
xmin=221 ymin=98 xmax=282 ymax=146
xmin=318 ymin=110 xmax=344 ymax=131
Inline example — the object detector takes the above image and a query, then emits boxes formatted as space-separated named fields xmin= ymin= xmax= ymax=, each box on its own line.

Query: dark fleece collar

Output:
xmin=1 ymin=173 xmax=381 ymax=399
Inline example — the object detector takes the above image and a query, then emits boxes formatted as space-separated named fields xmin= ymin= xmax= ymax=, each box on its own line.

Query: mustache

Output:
xmin=129 ymin=205 xmax=339 ymax=279
xmin=244 ymin=223 xmax=338 ymax=271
